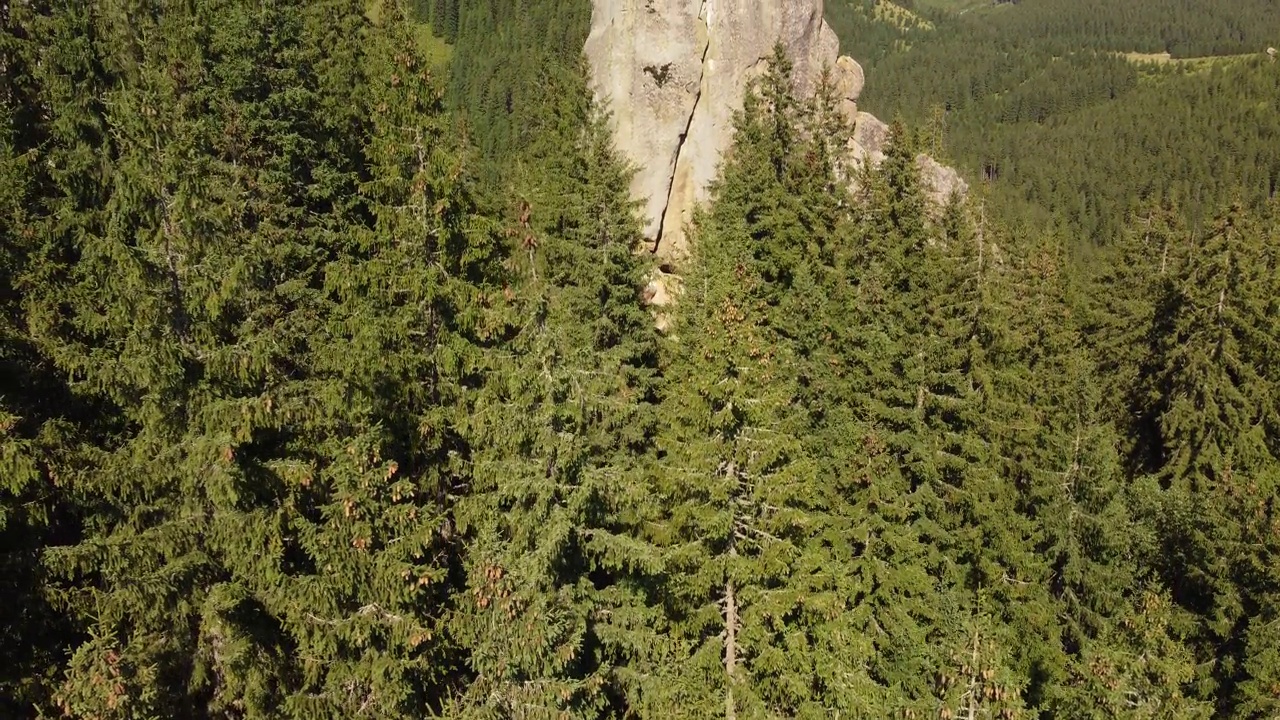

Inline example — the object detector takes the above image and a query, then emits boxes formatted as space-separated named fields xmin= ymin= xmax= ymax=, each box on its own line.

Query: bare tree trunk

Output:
xmin=724 ymin=457 xmax=739 ymax=720
xmin=977 ymin=200 xmax=987 ymax=280
xmin=725 ymin=554 xmax=737 ymax=720
xmin=965 ymin=632 xmax=980 ymax=720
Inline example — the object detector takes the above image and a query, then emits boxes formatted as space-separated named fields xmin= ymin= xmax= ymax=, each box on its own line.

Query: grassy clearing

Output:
xmin=1119 ymin=50 xmax=1261 ymax=86
xmin=1120 ymin=50 xmax=1256 ymax=67
xmin=1122 ymin=50 xmax=1175 ymax=64
xmin=909 ymin=0 xmax=997 ymax=14
xmin=1121 ymin=50 xmax=1257 ymax=80
xmin=874 ymin=1 xmax=935 ymax=31
xmin=412 ymin=24 xmax=453 ymax=69
xmin=366 ymin=0 xmax=453 ymax=70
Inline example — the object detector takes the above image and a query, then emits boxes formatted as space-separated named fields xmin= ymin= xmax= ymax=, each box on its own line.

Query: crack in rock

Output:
xmin=653 ymin=0 xmax=710 ymax=254
xmin=585 ymin=0 xmax=966 ymax=269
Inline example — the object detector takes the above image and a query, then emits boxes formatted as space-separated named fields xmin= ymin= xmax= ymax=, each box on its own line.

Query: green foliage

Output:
xmin=2 ymin=0 xmax=1279 ymax=717
xmin=443 ymin=0 xmax=592 ymax=166
xmin=833 ymin=0 xmax=1280 ymax=247
xmin=445 ymin=85 xmax=666 ymax=717
xmin=648 ymin=52 xmax=877 ymax=717
xmin=1 ymin=7 xmax=90 ymax=712
xmin=1126 ymin=202 xmax=1280 ymax=711
xmin=10 ymin=0 xmax=501 ymax=715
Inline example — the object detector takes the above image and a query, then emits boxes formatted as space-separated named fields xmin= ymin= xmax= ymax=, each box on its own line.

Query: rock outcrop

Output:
xmin=915 ymin=154 xmax=967 ymax=207
xmin=585 ymin=0 xmax=966 ymax=263
xmin=850 ymin=111 xmax=966 ymax=205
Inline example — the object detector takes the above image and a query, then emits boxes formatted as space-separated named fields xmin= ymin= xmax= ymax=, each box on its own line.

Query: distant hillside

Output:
xmin=872 ymin=0 xmax=1280 ymax=57
xmin=412 ymin=0 xmax=592 ymax=164
xmin=829 ymin=0 xmax=1280 ymax=246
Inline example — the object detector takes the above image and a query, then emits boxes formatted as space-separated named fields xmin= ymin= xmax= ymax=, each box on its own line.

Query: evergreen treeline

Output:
xmin=964 ymin=0 xmax=1280 ymax=59
xmin=3 ymin=0 xmax=1280 ymax=718
xmin=411 ymin=0 xmax=460 ymax=42
xmin=861 ymin=0 xmax=1280 ymax=59
xmin=411 ymin=0 xmax=591 ymax=166
xmin=830 ymin=0 xmax=1280 ymax=247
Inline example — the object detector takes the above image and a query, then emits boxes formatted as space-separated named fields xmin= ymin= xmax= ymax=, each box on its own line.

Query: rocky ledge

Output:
xmin=585 ymin=0 xmax=968 ymax=265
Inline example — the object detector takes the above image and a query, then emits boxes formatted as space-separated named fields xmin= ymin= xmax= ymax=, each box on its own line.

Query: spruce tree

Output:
xmin=1082 ymin=198 xmax=1186 ymax=468
xmin=797 ymin=73 xmax=966 ymax=718
xmin=1 ymin=7 xmax=89 ymax=711
xmin=445 ymin=89 xmax=667 ymax=716
xmin=645 ymin=48 xmax=888 ymax=718
xmin=910 ymin=203 xmax=1036 ymax=719
xmin=1001 ymin=233 xmax=1207 ymax=716
xmin=20 ymin=1 xmax=500 ymax=715
xmin=1137 ymin=202 xmax=1280 ymax=712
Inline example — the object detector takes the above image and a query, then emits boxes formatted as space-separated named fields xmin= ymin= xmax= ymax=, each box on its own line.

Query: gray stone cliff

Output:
xmin=585 ymin=0 xmax=966 ymax=265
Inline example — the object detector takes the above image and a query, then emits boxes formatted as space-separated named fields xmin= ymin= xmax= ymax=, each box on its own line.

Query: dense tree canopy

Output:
xmin=831 ymin=0 xmax=1280 ymax=248
xmin=1 ymin=0 xmax=1278 ymax=717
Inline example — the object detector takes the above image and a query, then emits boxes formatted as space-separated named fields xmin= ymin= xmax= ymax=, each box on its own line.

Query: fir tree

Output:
xmin=445 ymin=90 xmax=667 ymax=716
xmin=646 ymin=50 xmax=884 ymax=718
xmin=1137 ymin=202 xmax=1280 ymax=712
xmin=20 ymin=2 xmax=500 ymax=715
xmin=910 ymin=204 xmax=1037 ymax=719
xmin=1002 ymin=233 xmax=1207 ymax=716
xmin=1083 ymin=198 xmax=1186 ymax=468
xmin=1 ymin=6 xmax=90 ymax=711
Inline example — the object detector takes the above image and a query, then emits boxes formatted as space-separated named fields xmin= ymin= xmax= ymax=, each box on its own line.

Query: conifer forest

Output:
xmin=1 ymin=0 xmax=1279 ymax=717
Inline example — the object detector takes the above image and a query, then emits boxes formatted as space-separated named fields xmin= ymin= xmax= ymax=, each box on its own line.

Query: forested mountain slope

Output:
xmin=2 ymin=0 xmax=1278 ymax=717
xmin=828 ymin=0 xmax=1280 ymax=246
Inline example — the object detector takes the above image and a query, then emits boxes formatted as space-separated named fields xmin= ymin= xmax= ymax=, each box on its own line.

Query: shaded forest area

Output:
xmin=411 ymin=0 xmax=592 ymax=166
xmin=2 ymin=0 xmax=1279 ymax=718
